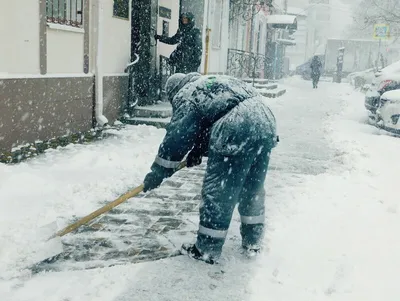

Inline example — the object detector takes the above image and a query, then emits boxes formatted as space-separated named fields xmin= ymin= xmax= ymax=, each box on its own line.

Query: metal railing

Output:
xmin=159 ymin=55 xmax=175 ymax=101
xmin=227 ymin=48 xmax=272 ymax=79
xmin=124 ymin=53 xmax=140 ymax=116
xmin=46 ymin=0 xmax=83 ymax=27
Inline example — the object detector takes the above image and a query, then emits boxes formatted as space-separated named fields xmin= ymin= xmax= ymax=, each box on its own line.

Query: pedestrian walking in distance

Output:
xmin=310 ymin=55 xmax=323 ymax=88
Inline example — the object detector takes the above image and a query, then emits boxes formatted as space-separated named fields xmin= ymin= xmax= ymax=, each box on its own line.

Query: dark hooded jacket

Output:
xmin=158 ymin=12 xmax=203 ymax=73
xmin=310 ymin=56 xmax=322 ymax=76
xmin=144 ymin=73 xmax=277 ymax=189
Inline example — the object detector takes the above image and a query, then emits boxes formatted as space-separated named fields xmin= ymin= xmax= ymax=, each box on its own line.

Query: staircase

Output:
xmin=120 ymin=77 xmax=286 ymax=128
xmin=242 ymin=78 xmax=287 ymax=98
xmin=120 ymin=102 xmax=172 ymax=128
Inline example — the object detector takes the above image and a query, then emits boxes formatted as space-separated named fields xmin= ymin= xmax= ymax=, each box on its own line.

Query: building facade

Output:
xmin=305 ymin=0 xmax=332 ymax=58
xmin=0 ymin=0 xmax=140 ymax=152
xmin=285 ymin=7 xmax=308 ymax=69
xmin=0 ymin=0 xmax=294 ymax=153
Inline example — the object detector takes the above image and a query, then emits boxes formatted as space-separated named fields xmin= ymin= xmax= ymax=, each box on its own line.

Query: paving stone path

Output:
xmin=33 ymin=163 xmax=207 ymax=272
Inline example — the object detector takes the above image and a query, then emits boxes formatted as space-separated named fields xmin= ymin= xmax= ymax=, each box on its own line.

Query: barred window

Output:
xmin=46 ymin=0 xmax=83 ymax=27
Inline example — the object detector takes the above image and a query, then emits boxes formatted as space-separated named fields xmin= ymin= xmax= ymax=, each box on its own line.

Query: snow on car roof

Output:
xmin=381 ymin=60 xmax=400 ymax=74
xmin=381 ymin=89 xmax=400 ymax=102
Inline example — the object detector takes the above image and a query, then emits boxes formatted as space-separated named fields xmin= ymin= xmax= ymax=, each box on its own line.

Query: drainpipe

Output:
xmin=95 ymin=0 xmax=108 ymax=127
xmin=204 ymin=28 xmax=211 ymax=74
xmin=204 ymin=0 xmax=211 ymax=74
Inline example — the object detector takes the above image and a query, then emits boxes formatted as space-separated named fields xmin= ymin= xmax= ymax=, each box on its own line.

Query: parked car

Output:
xmin=347 ymin=68 xmax=375 ymax=89
xmin=375 ymin=89 xmax=400 ymax=134
xmin=364 ymin=60 xmax=400 ymax=121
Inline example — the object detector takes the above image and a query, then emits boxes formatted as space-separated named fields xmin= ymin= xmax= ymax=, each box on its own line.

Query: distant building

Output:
xmin=305 ymin=0 xmax=332 ymax=59
xmin=285 ymin=6 xmax=308 ymax=69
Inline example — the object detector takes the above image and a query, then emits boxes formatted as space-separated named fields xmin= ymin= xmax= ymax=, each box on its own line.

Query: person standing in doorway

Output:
xmin=155 ymin=12 xmax=202 ymax=74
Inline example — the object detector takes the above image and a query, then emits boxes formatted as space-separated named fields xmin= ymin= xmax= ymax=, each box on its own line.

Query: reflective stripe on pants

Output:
xmin=240 ymin=214 xmax=265 ymax=225
xmin=198 ymin=225 xmax=228 ymax=239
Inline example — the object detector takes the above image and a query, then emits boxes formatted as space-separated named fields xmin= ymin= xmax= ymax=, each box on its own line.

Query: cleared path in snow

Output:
xmin=5 ymin=78 xmax=400 ymax=301
xmin=113 ymin=78 xmax=351 ymax=301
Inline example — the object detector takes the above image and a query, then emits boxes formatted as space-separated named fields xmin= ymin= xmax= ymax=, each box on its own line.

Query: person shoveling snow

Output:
xmin=143 ymin=72 xmax=278 ymax=264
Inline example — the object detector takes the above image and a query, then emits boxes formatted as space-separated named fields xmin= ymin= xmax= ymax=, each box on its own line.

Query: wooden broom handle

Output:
xmin=52 ymin=160 xmax=187 ymax=238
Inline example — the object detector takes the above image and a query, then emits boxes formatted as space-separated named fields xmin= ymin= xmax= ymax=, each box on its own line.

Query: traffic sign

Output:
xmin=373 ymin=24 xmax=390 ymax=40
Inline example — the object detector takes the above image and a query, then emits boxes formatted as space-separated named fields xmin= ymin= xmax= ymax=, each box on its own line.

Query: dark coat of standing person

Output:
xmin=155 ymin=12 xmax=202 ymax=74
xmin=142 ymin=72 xmax=278 ymax=264
xmin=310 ymin=55 xmax=323 ymax=88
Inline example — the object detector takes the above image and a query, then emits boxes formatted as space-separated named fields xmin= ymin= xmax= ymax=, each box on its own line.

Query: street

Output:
xmin=1 ymin=77 xmax=400 ymax=301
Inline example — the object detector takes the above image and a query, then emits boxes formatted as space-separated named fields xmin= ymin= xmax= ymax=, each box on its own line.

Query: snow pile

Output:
xmin=1 ymin=80 xmax=400 ymax=301
xmin=248 ymin=87 xmax=400 ymax=300
xmin=0 ymin=125 xmax=165 ymax=279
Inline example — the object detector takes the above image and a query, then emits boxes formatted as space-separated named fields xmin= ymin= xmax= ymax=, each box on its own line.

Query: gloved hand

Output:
xmin=143 ymin=171 xmax=163 ymax=192
xmin=187 ymin=150 xmax=202 ymax=167
xmin=143 ymin=162 xmax=175 ymax=192
xmin=154 ymin=34 xmax=161 ymax=40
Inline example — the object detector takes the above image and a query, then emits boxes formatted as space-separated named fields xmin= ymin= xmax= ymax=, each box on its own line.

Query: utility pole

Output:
xmin=284 ymin=0 xmax=288 ymax=14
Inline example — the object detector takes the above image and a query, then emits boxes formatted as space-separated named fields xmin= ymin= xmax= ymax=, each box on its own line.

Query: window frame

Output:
xmin=46 ymin=0 xmax=83 ymax=28
xmin=113 ymin=0 xmax=130 ymax=20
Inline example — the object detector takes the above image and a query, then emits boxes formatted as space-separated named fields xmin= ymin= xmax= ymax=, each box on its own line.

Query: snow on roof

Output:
xmin=287 ymin=7 xmax=307 ymax=16
xmin=277 ymin=38 xmax=296 ymax=46
xmin=267 ymin=15 xmax=297 ymax=25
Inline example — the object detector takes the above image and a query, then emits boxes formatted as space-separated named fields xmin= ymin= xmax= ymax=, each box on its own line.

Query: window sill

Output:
xmin=47 ymin=23 xmax=84 ymax=34
xmin=112 ymin=15 xmax=129 ymax=21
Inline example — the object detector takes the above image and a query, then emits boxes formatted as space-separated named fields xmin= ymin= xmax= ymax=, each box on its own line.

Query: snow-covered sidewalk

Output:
xmin=1 ymin=78 xmax=400 ymax=301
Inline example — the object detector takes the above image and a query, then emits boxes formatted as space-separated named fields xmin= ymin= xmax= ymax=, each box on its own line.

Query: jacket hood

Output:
xmin=168 ymin=72 xmax=201 ymax=109
xmin=179 ymin=12 xmax=195 ymax=31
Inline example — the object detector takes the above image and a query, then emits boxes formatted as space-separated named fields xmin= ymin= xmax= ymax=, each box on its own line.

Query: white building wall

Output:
xmin=204 ymin=0 xmax=230 ymax=74
xmin=102 ymin=1 xmax=131 ymax=74
xmin=89 ymin=0 xmax=131 ymax=75
xmin=285 ymin=15 xmax=308 ymax=68
xmin=47 ymin=28 xmax=84 ymax=74
xmin=0 ymin=0 xmax=40 ymax=74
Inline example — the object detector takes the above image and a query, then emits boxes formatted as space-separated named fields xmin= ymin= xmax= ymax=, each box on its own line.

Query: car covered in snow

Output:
xmin=364 ymin=60 xmax=400 ymax=120
xmin=375 ymin=89 xmax=400 ymax=134
xmin=347 ymin=68 xmax=375 ymax=89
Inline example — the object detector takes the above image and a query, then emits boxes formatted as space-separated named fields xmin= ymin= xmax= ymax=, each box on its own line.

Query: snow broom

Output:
xmin=30 ymin=160 xmax=187 ymax=266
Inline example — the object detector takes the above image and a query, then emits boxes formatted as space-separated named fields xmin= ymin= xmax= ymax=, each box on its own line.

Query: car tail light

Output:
xmin=378 ymin=80 xmax=394 ymax=91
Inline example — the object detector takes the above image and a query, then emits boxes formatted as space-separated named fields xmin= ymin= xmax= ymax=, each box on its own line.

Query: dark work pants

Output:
xmin=194 ymin=99 xmax=276 ymax=259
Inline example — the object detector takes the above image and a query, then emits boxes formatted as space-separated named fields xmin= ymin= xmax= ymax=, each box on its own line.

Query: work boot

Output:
xmin=242 ymin=244 xmax=261 ymax=257
xmin=181 ymin=243 xmax=216 ymax=264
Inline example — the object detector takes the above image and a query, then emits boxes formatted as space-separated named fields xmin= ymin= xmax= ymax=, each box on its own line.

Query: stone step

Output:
xmin=131 ymin=102 xmax=172 ymax=118
xmin=253 ymin=83 xmax=278 ymax=90
xmin=121 ymin=117 xmax=171 ymax=128
xmin=259 ymin=88 xmax=286 ymax=98
xmin=242 ymin=78 xmax=269 ymax=85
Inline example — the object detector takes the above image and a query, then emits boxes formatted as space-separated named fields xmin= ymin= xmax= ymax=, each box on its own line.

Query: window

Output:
xmin=162 ymin=20 xmax=169 ymax=36
xmin=211 ymin=0 xmax=224 ymax=49
xmin=46 ymin=0 xmax=83 ymax=27
xmin=113 ymin=0 xmax=129 ymax=19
